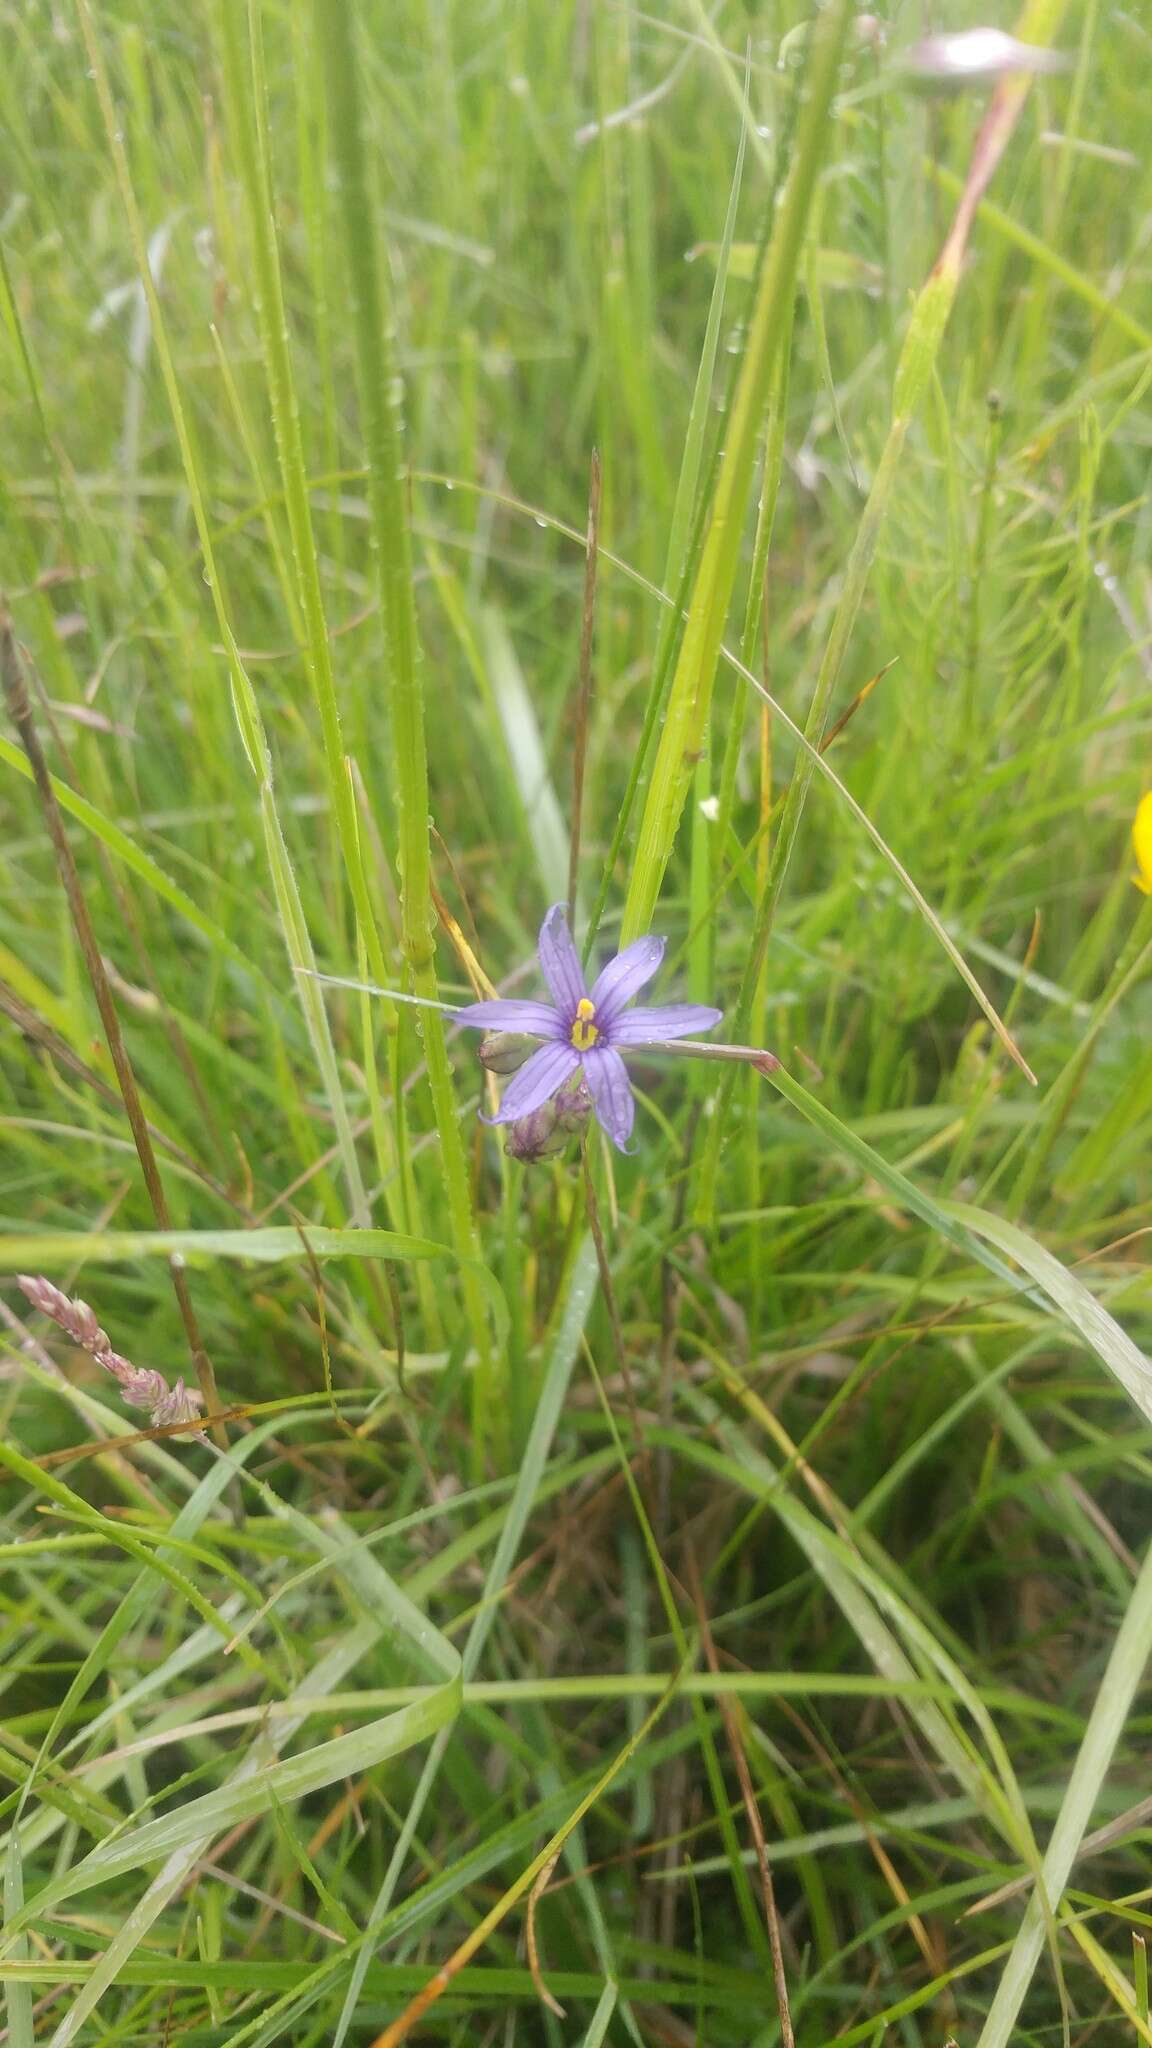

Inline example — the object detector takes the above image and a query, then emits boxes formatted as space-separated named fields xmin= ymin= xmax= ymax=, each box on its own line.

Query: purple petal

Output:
xmin=537 ymin=903 xmax=587 ymax=1018
xmin=589 ymin=935 xmax=665 ymax=1026
xmin=607 ymin=1004 xmax=723 ymax=1046
xmin=582 ymin=1046 xmax=635 ymax=1152
xmin=454 ymin=999 xmax=562 ymax=1038
xmin=482 ymin=1040 xmax=580 ymax=1126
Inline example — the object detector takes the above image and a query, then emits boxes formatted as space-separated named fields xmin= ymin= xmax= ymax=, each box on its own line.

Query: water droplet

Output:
xmin=534 ymin=515 xmax=547 ymax=528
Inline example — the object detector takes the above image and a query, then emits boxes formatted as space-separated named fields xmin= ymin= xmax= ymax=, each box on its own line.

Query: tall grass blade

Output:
xmin=75 ymin=0 xmax=371 ymax=1218
xmin=482 ymin=608 xmax=570 ymax=905
xmin=314 ymin=0 xmax=491 ymax=1403
xmin=588 ymin=113 xmax=748 ymax=948
xmin=975 ymin=1533 xmax=1152 ymax=2047
xmin=697 ymin=0 xmax=1067 ymax=1206
xmin=620 ymin=0 xmax=853 ymax=944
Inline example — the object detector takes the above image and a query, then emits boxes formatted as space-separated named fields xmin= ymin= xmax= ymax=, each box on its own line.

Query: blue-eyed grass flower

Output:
xmin=454 ymin=904 xmax=722 ymax=1152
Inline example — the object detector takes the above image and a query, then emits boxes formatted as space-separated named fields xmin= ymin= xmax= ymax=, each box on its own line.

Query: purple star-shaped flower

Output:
xmin=454 ymin=905 xmax=722 ymax=1152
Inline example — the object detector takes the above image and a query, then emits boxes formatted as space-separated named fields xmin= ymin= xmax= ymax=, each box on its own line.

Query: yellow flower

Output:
xmin=1134 ymin=793 xmax=1152 ymax=895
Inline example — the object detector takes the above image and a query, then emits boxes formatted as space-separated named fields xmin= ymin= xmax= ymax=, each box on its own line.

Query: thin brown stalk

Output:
xmin=567 ymin=446 xmax=601 ymax=926
xmin=30 ymin=1408 xmax=252 ymax=1468
xmin=0 ymin=978 xmax=244 ymax=1214
xmin=525 ymin=1843 xmax=567 ymax=2019
xmin=1 ymin=613 xmax=225 ymax=1446
xmin=818 ymin=657 xmax=899 ymax=756
xmin=32 ymin=670 xmax=231 ymax=1174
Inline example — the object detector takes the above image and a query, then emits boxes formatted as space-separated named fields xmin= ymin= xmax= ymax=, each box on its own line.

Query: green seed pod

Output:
xmin=478 ymin=1031 xmax=535 ymax=1076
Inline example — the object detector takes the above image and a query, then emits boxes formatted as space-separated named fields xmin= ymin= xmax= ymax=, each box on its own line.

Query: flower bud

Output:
xmin=504 ymin=1077 xmax=592 ymax=1163
xmin=478 ymin=1031 xmax=535 ymax=1076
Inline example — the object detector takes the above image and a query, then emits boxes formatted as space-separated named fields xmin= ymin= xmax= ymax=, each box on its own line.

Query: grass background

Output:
xmin=2 ymin=0 xmax=1152 ymax=2042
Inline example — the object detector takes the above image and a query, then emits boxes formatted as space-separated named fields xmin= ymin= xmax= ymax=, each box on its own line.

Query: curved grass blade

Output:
xmin=0 ymin=735 xmax=260 ymax=983
xmin=1 ymin=1420 xmax=463 ymax=2048
xmin=945 ymin=1200 xmax=1152 ymax=1426
xmin=0 ymin=1225 xmax=508 ymax=1344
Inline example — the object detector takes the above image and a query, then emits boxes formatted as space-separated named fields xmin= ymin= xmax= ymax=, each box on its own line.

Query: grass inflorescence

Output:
xmin=2 ymin=2 xmax=1151 ymax=2043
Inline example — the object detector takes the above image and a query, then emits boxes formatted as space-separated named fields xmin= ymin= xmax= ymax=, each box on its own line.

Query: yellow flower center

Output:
xmin=570 ymin=996 xmax=600 ymax=1052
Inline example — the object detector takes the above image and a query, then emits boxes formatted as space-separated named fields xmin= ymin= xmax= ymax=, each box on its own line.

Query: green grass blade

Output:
xmin=0 ymin=1225 xmax=507 ymax=1340
xmin=587 ymin=112 xmax=748 ymax=950
xmin=0 ymin=736 xmax=260 ymax=981
xmin=1 ymin=1831 xmax=33 ymax=2048
xmin=579 ymin=1982 xmax=619 ymax=2046
xmin=74 ymin=0 xmax=370 ymax=1218
xmin=621 ymin=0 xmax=853 ymax=944
xmin=481 ymin=607 xmax=570 ymax=905
xmin=976 ymin=1534 xmax=1152 ymax=2048
xmin=330 ymin=1230 xmax=599 ymax=2045
xmin=945 ymin=1201 xmax=1152 ymax=1426
xmin=313 ymin=0 xmax=492 ymax=1417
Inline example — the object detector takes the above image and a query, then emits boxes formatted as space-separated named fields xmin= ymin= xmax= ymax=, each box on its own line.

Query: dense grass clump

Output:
xmin=2 ymin=3 xmax=1152 ymax=2044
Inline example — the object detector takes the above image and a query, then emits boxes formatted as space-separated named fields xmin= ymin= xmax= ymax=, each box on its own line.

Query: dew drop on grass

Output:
xmin=534 ymin=515 xmax=547 ymax=528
